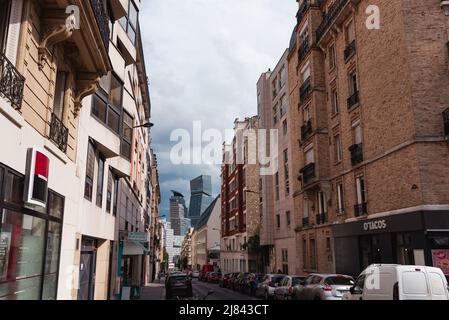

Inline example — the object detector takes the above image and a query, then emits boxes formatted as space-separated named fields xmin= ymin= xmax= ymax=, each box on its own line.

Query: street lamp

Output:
xmin=133 ymin=122 xmax=154 ymax=129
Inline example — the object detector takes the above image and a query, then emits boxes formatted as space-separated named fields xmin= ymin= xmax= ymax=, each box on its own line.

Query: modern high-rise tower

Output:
xmin=188 ymin=175 xmax=213 ymax=228
xmin=170 ymin=190 xmax=190 ymax=236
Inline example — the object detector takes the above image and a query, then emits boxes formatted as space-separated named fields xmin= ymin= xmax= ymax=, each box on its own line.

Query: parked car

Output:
xmin=234 ymin=272 xmax=250 ymax=291
xmin=165 ymin=273 xmax=193 ymax=299
xmin=199 ymin=264 xmax=214 ymax=281
xmin=255 ymin=274 xmax=286 ymax=300
xmin=294 ymin=273 xmax=354 ymax=300
xmin=207 ymin=272 xmax=220 ymax=283
xmin=191 ymin=270 xmax=200 ymax=278
xmin=342 ymin=264 xmax=449 ymax=300
xmin=274 ymin=276 xmax=306 ymax=300
xmin=219 ymin=273 xmax=232 ymax=288
xmin=227 ymin=272 xmax=240 ymax=289
xmin=242 ymin=273 xmax=265 ymax=296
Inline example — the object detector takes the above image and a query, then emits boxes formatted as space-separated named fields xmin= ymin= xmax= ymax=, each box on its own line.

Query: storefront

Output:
xmin=332 ymin=210 xmax=449 ymax=278
xmin=0 ymin=163 xmax=64 ymax=300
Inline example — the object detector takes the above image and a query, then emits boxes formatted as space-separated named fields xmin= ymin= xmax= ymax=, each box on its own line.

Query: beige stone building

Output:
xmin=257 ymin=49 xmax=297 ymax=274
xmin=220 ymin=117 xmax=261 ymax=273
xmin=288 ymin=0 xmax=449 ymax=277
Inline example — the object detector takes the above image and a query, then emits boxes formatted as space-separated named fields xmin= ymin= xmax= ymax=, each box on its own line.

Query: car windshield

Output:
xmin=273 ymin=276 xmax=284 ymax=283
xmin=325 ymin=276 xmax=355 ymax=286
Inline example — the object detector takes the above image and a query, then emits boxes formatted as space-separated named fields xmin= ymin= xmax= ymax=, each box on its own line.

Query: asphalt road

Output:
xmin=191 ymin=279 xmax=260 ymax=301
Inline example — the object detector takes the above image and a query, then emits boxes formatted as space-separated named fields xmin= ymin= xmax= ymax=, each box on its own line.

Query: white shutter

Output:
xmin=305 ymin=148 xmax=314 ymax=164
xmin=5 ymin=0 xmax=23 ymax=65
xmin=354 ymin=124 xmax=362 ymax=144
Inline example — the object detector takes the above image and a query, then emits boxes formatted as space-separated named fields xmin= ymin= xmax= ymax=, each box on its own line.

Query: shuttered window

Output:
xmin=106 ymin=169 xmax=113 ymax=213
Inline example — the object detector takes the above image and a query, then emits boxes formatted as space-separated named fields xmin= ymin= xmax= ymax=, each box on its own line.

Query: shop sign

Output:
xmin=363 ymin=219 xmax=387 ymax=232
xmin=128 ymin=232 xmax=148 ymax=243
xmin=432 ymin=250 xmax=449 ymax=275
xmin=24 ymin=147 xmax=50 ymax=209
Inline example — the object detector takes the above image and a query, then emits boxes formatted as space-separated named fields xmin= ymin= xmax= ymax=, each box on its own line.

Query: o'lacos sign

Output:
xmin=363 ymin=219 xmax=387 ymax=232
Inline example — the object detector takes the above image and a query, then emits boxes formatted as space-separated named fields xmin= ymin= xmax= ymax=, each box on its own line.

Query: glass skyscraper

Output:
xmin=188 ymin=175 xmax=213 ymax=228
xmin=170 ymin=190 xmax=190 ymax=236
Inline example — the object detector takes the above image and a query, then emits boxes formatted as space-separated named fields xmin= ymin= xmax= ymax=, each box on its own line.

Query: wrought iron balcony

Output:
xmin=354 ymin=202 xmax=368 ymax=217
xmin=444 ymin=108 xmax=449 ymax=136
xmin=301 ymin=119 xmax=313 ymax=141
xmin=49 ymin=113 xmax=69 ymax=153
xmin=300 ymin=77 xmax=312 ymax=103
xmin=296 ymin=0 xmax=310 ymax=25
xmin=316 ymin=0 xmax=349 ymax=43
xmin=300 ymin=163 xmax=315 ymax=185
xmin=349 ymin=143 xmax=363 ymax=166
xmin=336 ymin=207 xmax=345 ymax=215
xmin=302 ymin=217 xmax=309 ymax=227
xmin=316 ymin=212 xmax=328 ymax=225
xmin=91 ymin=0 xmax=110 ymax=51
xmin=298 ymin=39 xmax=310 ymax=63
xmin=0 ymin=53 xmax=25 ymax=110
xmin=347 ymin=91 xmax=359 ymax=109
xmin=344 ymin=40 xmax=356 ymax=61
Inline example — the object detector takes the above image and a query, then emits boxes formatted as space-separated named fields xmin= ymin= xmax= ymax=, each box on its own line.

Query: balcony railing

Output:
xmin=444 ymin=108 xmax=449 ymax=136
xmin=316 ymin=212 xmax=328 ymax=225
xmin=91 ymin=0 xmax=111 ymax=51
xmin=349 ymin=143 xmax=363 ymax=166
xmin=354 ymin=202 xmax=368 ymax=217
xmin=297 ymin=0 xmax=310 ymax=24
xmin=344 ymin=40 xmax=356 ymax=61
xmin=298 ymin=39 xmax=310 ymax=63
xmin=301 ymin=119 xmax=313 ymax=141
xmin=347 ymin=91 xmax=359 ymax=110
xmin=0 ymin=53 xmax=25 ymax=110
xmin=300 ymin=163 xmax=315 ymax=185
xmin=300 ymin=77 xmax=312 ymax=103
xmin=49 ymin=113 xmax=69 ymax=153
xmin=316 ymin=0 xmax=349 ymax=43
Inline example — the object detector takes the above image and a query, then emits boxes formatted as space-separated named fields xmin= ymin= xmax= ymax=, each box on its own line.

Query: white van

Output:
xmin=343 ymin=264 xmax=449 ymax=300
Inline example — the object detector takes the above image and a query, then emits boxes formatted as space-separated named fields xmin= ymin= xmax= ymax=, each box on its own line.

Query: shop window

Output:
xmin=0 ymin=210 xmax=46 ymax=300
xmin=3 ymin=170 xmax=23 ymax=206
xmin=48 ymin=191 xmax=64 ymax=219
xmin=396 ymin=233 xmax=414 ymax=265
xmin=42 ymin=221 xmax=62 ymax=300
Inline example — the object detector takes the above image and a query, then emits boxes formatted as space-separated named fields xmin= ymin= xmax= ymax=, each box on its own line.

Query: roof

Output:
xmin=195 ymin=195 xmax=220 ymax=229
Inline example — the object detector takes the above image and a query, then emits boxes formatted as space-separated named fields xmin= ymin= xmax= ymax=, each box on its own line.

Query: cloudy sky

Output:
xmin=140 ymin=0 xmax=297 ymax=217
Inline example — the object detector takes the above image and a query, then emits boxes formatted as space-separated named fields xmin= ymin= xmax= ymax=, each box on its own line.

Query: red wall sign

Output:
xmin=24 ymin=147 xmax=50 ymax=208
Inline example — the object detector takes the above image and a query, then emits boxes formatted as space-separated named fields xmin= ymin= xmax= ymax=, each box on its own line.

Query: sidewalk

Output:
xmin=139 ymin=279 xmax=166 ymax=300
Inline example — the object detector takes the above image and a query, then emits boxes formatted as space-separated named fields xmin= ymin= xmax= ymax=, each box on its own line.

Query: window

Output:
xmin=273 ymin=103 xmax=278 ymax=125
xmin=334 ymin=134 xmax=342 ymax=163
xmin=302 ymin=239 xmax=307 ymax=269
xmin=119 ymin=0 xmax=138 ymax=44
xmin=310 ymin=238 xmax=317 ymax=270
xmin=282 ymin=120 xmax=288 ymax=136
xmin=53 ymin=71 xmax=67 ymax=120
xmin=329 ymin=43 xmax=336 ymax=69
xmin=305 ymin=147 xmax=314 ymax=165
xmin=106 ymin=169 xmax=113 ymax=213
xmin=280 ymin=95 xmax=288 ymax=117
xmin=331 ymin=87 xmax=339 ymax=114
xmin=272 ymin=78 xmax=277 ymax=99
xmin=303 ymin=199 xmax=309 ymax=218
xmin=0 ymin=0 xmax=11 ymax=54
xmin=286 ymin=211 xmax=291 ymax=226
xmin=96 ymin=155 xmax=105 ymax=207
xmin=353 ymin=122 xmax=362 ymax=144
xmin=283 ymin=149 xmax=289 ymax=180
xmin=282 ymin=249 xmax=289 ymax=275
xmin=275 ymin=172 xmax=280 ymax=201
xmin=303 ymin=105 xmax=310 ymax=122
xmin=113 ymin=174 xmax=119 ymax=216
xmin=276 ymin=214 xmax=281 ymax=229
xmin=84 ymin=141 xmax=95 ymax=201
xmin=93 ymin=74 xmax=122 ymax=134
xmin=301 ymin=63 xmax=310 ymax=83
xmin=280 ymin=66 xmax=286 ymax=88
xmin=356 ymin=176 xmax=366 ymax=205
xmin=318 ymin=192 xmax=326 ymax=215
xmin=121 ymin=111 xmax=133 ymax=160
xmin=337 ymin=183 xmax=344 ymax=214
xmin=348 ymin=70 xmax=358 ymax=96
xmin=345 ymin=20 xmax=355 ymax=44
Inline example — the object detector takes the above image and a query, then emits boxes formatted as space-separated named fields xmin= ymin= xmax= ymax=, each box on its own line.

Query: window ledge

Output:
xmin=44 ymin=140 xmax=69 ymax=165
xmin=0 ymin=98 xmax=24 ymax=129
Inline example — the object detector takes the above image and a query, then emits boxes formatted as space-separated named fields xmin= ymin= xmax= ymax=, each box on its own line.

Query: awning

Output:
xmin=123 ymin=241 xmax=145 ymax=256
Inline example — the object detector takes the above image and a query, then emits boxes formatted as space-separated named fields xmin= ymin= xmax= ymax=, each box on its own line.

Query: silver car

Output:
xmin=255 ymin=274 xmax=286 ymax=300
xmin=293 ymin=274 xmax=355 ymax=300
xmin=274 ymin=276 xmax=306 ymax=300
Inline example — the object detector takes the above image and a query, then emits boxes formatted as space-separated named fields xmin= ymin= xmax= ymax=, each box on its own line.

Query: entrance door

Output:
xmin=359 ymin=235 xmax=383 ymax=270
xmin=78 ymin=239 xmax=97 ymax=300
